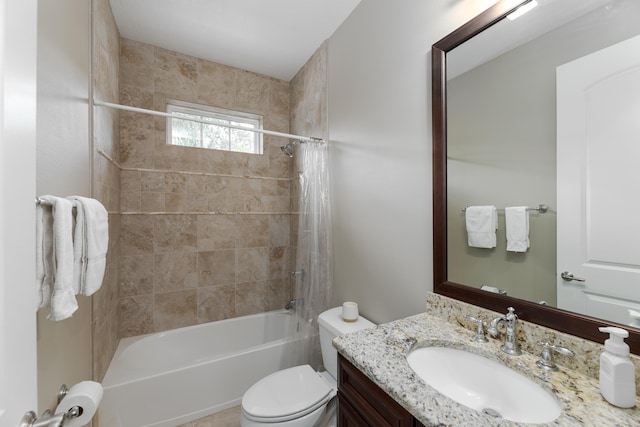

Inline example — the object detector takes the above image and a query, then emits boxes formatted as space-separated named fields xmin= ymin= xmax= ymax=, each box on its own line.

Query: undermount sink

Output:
xmin=406 ymin=346 xmax=562 ymax=424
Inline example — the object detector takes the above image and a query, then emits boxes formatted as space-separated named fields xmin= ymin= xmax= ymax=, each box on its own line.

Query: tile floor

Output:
xmin=177 ymin=406 xmax=241 ymax=427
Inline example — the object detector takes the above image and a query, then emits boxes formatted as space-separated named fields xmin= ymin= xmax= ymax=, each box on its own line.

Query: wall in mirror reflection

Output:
xmin=446 ymin=0 xmax=640 ymax=310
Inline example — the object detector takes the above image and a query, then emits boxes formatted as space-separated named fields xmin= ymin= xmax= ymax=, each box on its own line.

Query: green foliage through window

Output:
xmin=167 ymin=101 xmax=263 ymax=154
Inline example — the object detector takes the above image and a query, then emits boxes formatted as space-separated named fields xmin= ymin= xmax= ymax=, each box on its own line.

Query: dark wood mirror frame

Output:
xmin=431 ymin=0 xmax=640 ymax=354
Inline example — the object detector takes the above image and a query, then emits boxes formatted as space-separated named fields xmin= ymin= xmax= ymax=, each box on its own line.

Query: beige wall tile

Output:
xmin=196 ymin=59 xmax=236 ymax=108
xmin=235 ymin=281 xmax=269 ymax=316
xmin=121 ymin=215 xmax=154 ymax=255
xmin=197 ymin=284 xmax=236 ymax=323
xmin=117 ymin=38 xmax=300 ymax=337
xmin=269 ymin=246 xmax=289 ymax=280
xmin=141 ymin=171 xmax=165 ymax=192
xmin=236 ymin=248 xmax=269 ymax=283
xmin=235 ymin=70 xmax=271 ymax=113
xmin=198 ymin=250 xmax=236 ymax=287
xmin=153 ymin=47 xmax=198 ymax=99
xmin=154 ymin=252 xmax=198 ymax=292
xmin=121 ymin=191 xmax=141 ymax=212
xmin=236 ymin=215 xmax=268 ymax=248
xmin=153 ymin=215 xmax=197 ymax=253
xmin=141 ymin=192 xmax=165 ymax=212
xmin=269 ymin=215 xmax=290 ymax=247
xmin=268 ymin=278 xmax=292 ymax=311
xmin=120 ymin=294 xmax=154 ymax=337
xmin=120 ymin=170 xmax=141 ymax=192
xmin=119 ymin=255 xmax=154 ymax=297
xmin=197 ymin=215 xmax=237 ymax=251
xmin=154 ymin=290 xmax=197 ymax=331
xmin=120 ymin=39 xmax=154 ymax=90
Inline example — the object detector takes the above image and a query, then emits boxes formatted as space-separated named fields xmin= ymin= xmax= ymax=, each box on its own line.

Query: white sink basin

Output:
xmin=406 ymin=346 xmax=561 ymax=423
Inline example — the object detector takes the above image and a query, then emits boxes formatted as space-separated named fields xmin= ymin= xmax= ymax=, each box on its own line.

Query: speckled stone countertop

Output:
xmin=333 ymin=312 xmax=640 ymax=426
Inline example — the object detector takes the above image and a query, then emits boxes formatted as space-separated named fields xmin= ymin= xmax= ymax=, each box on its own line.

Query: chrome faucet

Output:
xmin=487 ymin=307 xmax=522 ymax=355
xmin=464 ymin=315 xmax=488 ymax=342
xmin=536 ymin=342 xmax=573 ymax=371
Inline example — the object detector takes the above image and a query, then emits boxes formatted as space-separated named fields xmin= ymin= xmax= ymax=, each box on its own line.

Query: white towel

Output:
xmin=67 ymin=196 xmax=109 ymax=296
xmin=35 ymin=202 xmax=53 ymax=308
xmin=505 ymin=206 xmax=530 ymax=253
xmin=39 ymin=195 xmax=78 ymax=321
xmin=465 ymin=206 xmax=498 ymax=248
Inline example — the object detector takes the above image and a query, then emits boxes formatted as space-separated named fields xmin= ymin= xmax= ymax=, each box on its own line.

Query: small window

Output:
xmin=166 ymin=100 xmax=263 ymax=154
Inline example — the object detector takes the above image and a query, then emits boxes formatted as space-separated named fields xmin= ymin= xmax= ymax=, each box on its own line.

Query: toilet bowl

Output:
xmin=240 ymin=306 xmax=374 ymax=427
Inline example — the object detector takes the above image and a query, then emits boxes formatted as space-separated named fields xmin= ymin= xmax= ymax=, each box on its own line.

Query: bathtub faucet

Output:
xmin=285 ymin=298 xmax=303 ymax=310
xmin=290 ymin=268 xmax=305 ymax=282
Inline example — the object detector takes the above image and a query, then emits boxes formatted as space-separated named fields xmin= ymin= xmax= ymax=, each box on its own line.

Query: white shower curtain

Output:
xmin=288 ymin=141 xmax=333 ymax=369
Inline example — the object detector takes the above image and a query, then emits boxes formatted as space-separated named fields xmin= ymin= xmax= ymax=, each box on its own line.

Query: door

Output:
xmin=556 ymin=34 xmax=640 ymax=325
xmin=0 ymin=0 xmax=39 ymax=426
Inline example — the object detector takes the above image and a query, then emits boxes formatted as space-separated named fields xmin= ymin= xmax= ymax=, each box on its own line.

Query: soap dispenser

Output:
xmin=598 ymin=326 xmax=636 ymax=408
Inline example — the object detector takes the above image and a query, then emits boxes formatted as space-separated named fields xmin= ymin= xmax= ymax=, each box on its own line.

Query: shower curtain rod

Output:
xmin=93 ymin=101 xmax=325 ymax=143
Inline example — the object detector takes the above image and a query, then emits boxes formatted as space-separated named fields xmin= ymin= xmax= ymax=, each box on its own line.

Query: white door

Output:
xmin=556 ymin=34 xmax=640 ymax=326
xmin=0 ymin=0 xmax=39 ymax=426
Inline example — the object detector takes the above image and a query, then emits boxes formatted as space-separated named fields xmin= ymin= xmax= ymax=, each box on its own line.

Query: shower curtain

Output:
xmin=288 ymin=141 xmax=333 ymax=369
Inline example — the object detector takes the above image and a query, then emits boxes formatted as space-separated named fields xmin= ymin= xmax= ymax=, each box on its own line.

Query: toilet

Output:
xmin=240 ymin=306 xmax=375 ymax=427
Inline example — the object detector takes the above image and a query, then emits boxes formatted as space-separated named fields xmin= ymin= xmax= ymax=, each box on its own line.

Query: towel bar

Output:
xmin=461 ymin=204 xmax=548 ymax=214
xmin=35 ymin=197 xmax=77 ymax=208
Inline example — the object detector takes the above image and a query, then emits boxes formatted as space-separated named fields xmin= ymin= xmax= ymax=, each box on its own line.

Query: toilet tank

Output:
xmin=318 ymin=306 xmax=375 ymax=379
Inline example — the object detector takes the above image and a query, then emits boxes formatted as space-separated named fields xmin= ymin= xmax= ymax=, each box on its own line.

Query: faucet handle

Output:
xmin=464 ymin=315 xmax=488 ymax=342
xmin=536 ymin=342 xmax=574 ymax=371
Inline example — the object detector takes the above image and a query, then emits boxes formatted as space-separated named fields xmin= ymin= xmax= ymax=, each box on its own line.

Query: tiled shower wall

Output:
xmin=289 ymin=44 xmax=329 ymax=369
xmin=118 ymin=39 xmax=295 ymax=336
xmin=92 ymin=0 xmax=121 ymax=382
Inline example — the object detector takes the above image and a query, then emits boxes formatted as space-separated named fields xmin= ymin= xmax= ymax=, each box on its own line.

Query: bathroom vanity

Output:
xmin=338 ymin=355 xmax=425 ymax=427
xmin=334 ymin=294 xmax=640 ymax=426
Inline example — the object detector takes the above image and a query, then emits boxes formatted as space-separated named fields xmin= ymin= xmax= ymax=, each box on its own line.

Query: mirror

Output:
xmin=432 ymin=0 xmax=640 ymax=353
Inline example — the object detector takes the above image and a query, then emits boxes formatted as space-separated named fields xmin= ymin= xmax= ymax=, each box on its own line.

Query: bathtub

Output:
xmin=99 ymin=310 xmax=301 ymax=427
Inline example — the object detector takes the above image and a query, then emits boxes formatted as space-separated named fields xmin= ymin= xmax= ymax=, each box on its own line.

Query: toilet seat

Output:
xmin=241 ymin=365 xmax=335 ymax=423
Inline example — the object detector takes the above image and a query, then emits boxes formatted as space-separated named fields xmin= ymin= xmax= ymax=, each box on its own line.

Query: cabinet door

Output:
xmin=338 ymin=393 xmax=370 ymax=427
xmin=338 ymin=355 xmax=415 ymax=427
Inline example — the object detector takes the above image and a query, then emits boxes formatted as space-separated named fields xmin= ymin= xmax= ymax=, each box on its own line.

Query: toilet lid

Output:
xmin=242 ymin=365 xmax=334 ymax=422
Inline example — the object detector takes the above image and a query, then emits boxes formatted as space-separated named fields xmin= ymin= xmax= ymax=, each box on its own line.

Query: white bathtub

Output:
xmin=99 ymin=310 xmax=300 ymax=427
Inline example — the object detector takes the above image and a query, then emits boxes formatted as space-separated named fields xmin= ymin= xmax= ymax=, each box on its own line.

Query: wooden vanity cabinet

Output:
xmin=338 ymin=355 xmax=426 ymax=427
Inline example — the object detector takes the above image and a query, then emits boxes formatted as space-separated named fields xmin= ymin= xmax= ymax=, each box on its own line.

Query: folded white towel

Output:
xmin=36 ymin=202 xmax=53 ymax=308
xmin=39 ymin=195 xmax=78 ymax=321
xmin=465 ymin=206 xmax=498 ymax=248
xmin=67 ymin=196 xmax=109 ymax=296
xmin=505 ymin=206 xmax=530 ymax=253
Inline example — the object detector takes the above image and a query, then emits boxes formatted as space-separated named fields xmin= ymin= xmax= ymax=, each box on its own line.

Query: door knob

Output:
xmin=561 ymin=271 xmax=586 ymax=282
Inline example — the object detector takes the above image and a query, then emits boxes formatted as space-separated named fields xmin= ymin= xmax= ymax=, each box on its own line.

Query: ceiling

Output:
xmin=109 ymin=0 xmax=361 ymax=81
xmin=448 ymin=0 xmax=606 ymax=79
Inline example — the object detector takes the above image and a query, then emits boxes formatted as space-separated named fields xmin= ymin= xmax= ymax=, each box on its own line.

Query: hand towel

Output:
xmin=465 ymin=205 xmax=498 ymax=248
xmin=67 ymin=196 xmax=109 ymax=296
xmin=36 ymin=201 xmax=53 ymax=308
xmin=505 ymin=206 xmax=530 ymax=253
xmin=39 ymin=195 xmax=78 ymax=321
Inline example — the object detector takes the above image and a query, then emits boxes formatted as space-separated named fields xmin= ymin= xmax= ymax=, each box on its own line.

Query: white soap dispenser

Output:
xmin=598 ymin=326 xmax=636 ymax=408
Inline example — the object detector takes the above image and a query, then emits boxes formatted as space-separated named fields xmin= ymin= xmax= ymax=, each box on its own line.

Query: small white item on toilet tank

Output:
xmin=342 ymin=302 xmax=359 ymax=322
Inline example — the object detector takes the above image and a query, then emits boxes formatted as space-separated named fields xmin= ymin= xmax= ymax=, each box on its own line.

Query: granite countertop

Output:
xmin=333 ymin=312 xmax=640 ymax=426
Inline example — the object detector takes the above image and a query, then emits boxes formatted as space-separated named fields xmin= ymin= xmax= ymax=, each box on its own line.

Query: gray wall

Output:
xmin=327 ymin=0 xmax=495 ymax=324
xmin=36 ymin=0 xmax=92 ymax=413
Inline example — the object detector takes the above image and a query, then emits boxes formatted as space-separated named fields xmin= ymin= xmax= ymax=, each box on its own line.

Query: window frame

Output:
xmin=166 ymin=99 xmax=264 ymax=154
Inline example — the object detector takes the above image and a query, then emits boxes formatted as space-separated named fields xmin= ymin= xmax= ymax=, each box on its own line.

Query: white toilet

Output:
xmin=240 ymin=306 xmax=375 ymax=427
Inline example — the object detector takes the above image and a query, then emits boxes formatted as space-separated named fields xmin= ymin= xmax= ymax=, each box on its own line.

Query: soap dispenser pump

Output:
xmin=598 ymin=326 xmax=636 ymax=408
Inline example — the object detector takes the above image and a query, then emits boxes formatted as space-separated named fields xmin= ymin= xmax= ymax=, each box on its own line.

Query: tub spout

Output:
xmin=285 ymin=299 xmax=303 ymax=310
